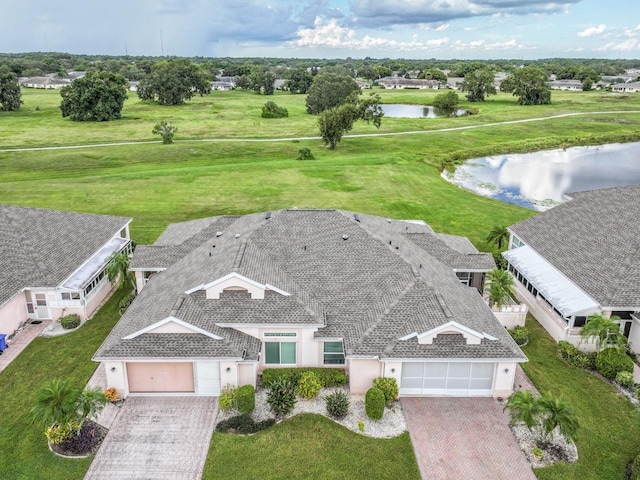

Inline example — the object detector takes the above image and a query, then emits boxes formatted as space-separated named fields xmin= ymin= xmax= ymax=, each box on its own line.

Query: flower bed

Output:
xmin=48 ymin=421 xmax=107 ymax=458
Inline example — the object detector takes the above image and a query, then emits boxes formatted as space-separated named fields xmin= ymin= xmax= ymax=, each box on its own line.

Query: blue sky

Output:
xmin=1 ymin=0 xmax=639 ymax=59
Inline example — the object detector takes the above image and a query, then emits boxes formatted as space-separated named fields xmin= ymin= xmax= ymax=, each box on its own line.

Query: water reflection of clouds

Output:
xmin=444 ymin=143 xmax=640 ymax=211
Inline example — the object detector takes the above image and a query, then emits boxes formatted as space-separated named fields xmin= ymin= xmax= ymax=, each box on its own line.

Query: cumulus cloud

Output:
xmin=577 ymin=24 xmax=606 ymax=37
xmin=597 ymin=39 xmax=640 ymax=52
xmin=349 ymin=0 xmax=582 ymax=28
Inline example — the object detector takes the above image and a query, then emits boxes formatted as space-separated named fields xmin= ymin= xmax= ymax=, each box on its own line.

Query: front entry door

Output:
xmin=34 ymin=293 xmax=50 ymax=319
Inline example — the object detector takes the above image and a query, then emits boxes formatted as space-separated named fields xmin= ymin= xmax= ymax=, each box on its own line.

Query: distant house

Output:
xmin=503 ymin=185 xmax=640 ymax=353
xmin=19 ymin=76 xmax=71 ymax=89
xmin=210 ymin=81 xmax=234 ymax=91
xmin=95 ymin=209 xmax=525 ymax=399
xmin=0 ymin=206 xmax=132 ymax=337
xmin=356 ymin=80 xmax=371 ymax=89
xmin=377 ymin=77 xmax=440 ymax=90
xmin=274 ymin=79 xmax=287 ymax=90
xmin=129 ymin=81 xmax=139 ymax=92
xmin=548 ymin=80 xmax=583 ymax=91
xmin=446 ymin=77 xmax=464 ymax=90
xmin=612 ymin=82 xmax=640 ymax=93
xmin=217 ymin=76 xmax=237 ymax=86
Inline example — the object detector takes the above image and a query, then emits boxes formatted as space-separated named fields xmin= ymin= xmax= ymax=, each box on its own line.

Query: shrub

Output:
xmin=569 ymin=352 xmax=597 ymax=370
xmin=118 ymin=291 xmax=136 ymax=315
xmin=261 ymin=101 xmax=288 ymax=118
xmin=616 ymin=371 xmax=635 ymax=389
xmin=558 ymin=341 xmax=579 ymax=359
xmin=631 ymin=453 xmax=640 ymax=480
xmin=297 ymin=147 xmax=315 ymax=160
xmin=372 ymin=377 xmax=399 ymax=406
xmin=266 ymin=378 xmax=297 ymax=417
xmin=596 ymin=347 xmax=634 ymax=379
xmin=236 ymin=385 xmax=255 ymax=414
xmin=104 ymin=388 xmax=119 ymax=403
xmin=219 ymin=384 xmax=237 ymax=412
xmin=60 ymin=314 xmax=80 ymax=330
xmin=152 ymin=121 xmax=178 ymax=144
xmin=215 ymin=414 xmax=276 ymax=434
xmin=261 ymin=368 xmax=347 ymax=388
xmin=365 ymin=387 xmax=385 ymax=420
xmin=509 ymin=326 xmax=529 ymax=346
xmin=297 ymin=371 xmax=322 ymax=399
xmin=325 ymin=390 xmax=350 ymax=418
xmin=45 ymin=424 xmax=72 ymax=444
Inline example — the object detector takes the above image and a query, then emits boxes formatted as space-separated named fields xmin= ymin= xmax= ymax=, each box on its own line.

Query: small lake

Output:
xmin=381 ymin=104 xmax=466 ymax=118
xmin=442 ymin=142 xmax=640 ymax=211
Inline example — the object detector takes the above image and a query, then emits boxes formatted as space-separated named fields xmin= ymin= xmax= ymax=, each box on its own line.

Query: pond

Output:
xmin=442 ymin=142 xmax=640 ymax=211
xmin=381 ymin=104 xmax=466 ymax=118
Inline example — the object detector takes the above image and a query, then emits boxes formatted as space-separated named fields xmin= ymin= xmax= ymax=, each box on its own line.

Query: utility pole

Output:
xmin=160 ymin=30 xmax=164 ymax=56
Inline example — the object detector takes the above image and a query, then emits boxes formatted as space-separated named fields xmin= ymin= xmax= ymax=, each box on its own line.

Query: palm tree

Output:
xmin=31 ymin=379 xmax=79 ymax=429
xmin=486 ymin=225 xmax=509 ymax=249
xmin=75 ymin=388 xmax=108 ymax=431
xmin=580 ymin=314 xmax=625 ymax=352
xmin=539 ymin=395 xmax=579 ymax=442
xmin=106 ymin=251 xmax=133 ymax=290
xmin=504 ymin=390 xmax=542 ymax=429
xmin=485 ymin=268 xmax=516 ymax=308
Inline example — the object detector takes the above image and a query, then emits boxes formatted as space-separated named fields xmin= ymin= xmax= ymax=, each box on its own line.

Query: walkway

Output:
xmin=1 ymin=110 xmax=639 ymax=153
xmin=0 ymin=321 xmax=50 ymax=373
xmin=402 ymin=397 xmax=536 ymax=480
xmin=84 ymin=397 xmax=218 ymax=480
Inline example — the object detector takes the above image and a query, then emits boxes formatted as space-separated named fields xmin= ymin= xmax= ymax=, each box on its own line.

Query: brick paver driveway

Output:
xmin=85 ymin=397 xmax=218 ymax=480
xmin=402 ymin=397 xmax=536 ymax=480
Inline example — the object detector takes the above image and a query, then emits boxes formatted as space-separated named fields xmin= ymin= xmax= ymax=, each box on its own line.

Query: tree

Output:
xmin=285 ymin=68 xmax=313 ymax=94
xmin=486 ymin=225 xmax=509 ymax=249
xmin=152 ymin=121 xmax=178 ymax=144
xmin=106 ymin=251 xmax=134 ymax=290
xmin=137 ymin=59 xmax=209 ymax=105
xmin=59 ymin=71 xmax=128 ymax=121
xmin=485 ymin=268 xmax=516 ymax=308
xmin=461 ymin=69 xmax=497 ymax=102
xmin=504 ymin=390 xmax=542 ymax=430
xmin=30 ymin=379 xmax=79 ymax=430
xmin=582 ymin=79 xmax=593 ymax=91
xmin=500 ymin=67 xmax=551 ymax=105
xmin=75 ymin=387 xmax=108 ymax=430
xmin=373 ymin=65 xmax=393 ymax=79
xmin=418 ymin=68 xmax=447 ymax=83
xmin=318 ymin=92 xmax=383 ymax=150
xmin=249 ymin=68 xmax=275 ymax=95
xmin=580 ymin=314 xmax=625 ymax=352
xmin=0 ymin=65 xmax=22 ymax=111
xmin=357 ymin=65 xmax=377 ymax=82
xmin=306 ymin=73 xmax=361 ymax=114
xmin=539 ymin=395 xmax=579 ymax=442
xmin=433 ymin=90 xmax=459 ymax=116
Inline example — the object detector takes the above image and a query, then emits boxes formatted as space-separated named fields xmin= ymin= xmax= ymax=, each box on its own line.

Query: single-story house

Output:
xmin=356 ymin=80 xmax=371 ymax=89
xmin=548 ymin=80 xmax=583 ymax=91
xmin=19 ymin=76 xmax=71 ymax=89
xmin=445 ymin=77 xmax=464 ymax=90
xmin=95 ymin=209 xmax=525 ymax=399
xmin=503 ymin=185 xmax=640 ymax=352
xmin=377 ymin=77 xmax=440 ymax=89
xmin=210 ymin=81 xmax=234 ymax=91
xmin=612 ymin=82 xmax=640 ymax=93
xmin=0 ymin=206 xmax=132 ymax=337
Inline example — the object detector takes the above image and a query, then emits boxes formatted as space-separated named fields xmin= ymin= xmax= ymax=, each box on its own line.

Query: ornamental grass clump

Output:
xmin=266 ymin=378 xmax=297 ymax=417
xmin=324 ymin=390 xmax=350 ymax=418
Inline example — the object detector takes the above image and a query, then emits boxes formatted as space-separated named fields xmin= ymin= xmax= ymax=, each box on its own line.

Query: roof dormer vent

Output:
xmin=216 ymin=231 xmax=223 ymax=237
xmin=342 ymin=234 xmax=348 ymax=241
xmin=235 ymin=233 xmax=241 ymax=239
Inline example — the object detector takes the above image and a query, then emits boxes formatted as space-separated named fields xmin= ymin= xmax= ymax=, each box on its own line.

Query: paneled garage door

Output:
xmin=127 ymin=362 xmax=195 ymax=393
xmin=400 ymin=362 xmax=495 ymax=396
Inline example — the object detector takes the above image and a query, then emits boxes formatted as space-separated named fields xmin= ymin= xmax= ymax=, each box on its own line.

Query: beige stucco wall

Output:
xmin=104 ymin=361 xmax=128 ymax=398
xmin=0 ymin=292 xmax=28 ymax=335
xmin=238 ymin=363 xmax=257 ymax=387
xmin=627 ymin=317 xmax=640 ymax=355
xmin=348 ymin=358 xmax=382 ymax=394
xmin=493 ymin=362 xmax=517 ymax=399
xmin=492 ymin=308 xmax=527 ymax=329
xmin=220 ymin=361 xmax=237 ymax=387
xmin=382 ymin=361 xmax=402 ymax=387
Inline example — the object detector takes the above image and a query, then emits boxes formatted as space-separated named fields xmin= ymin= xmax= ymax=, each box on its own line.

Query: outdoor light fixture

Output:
xmin=226 ymin=367 xmax=231 ymax=373
xmin=110 ymin=367 xmax=116 ymax=372
xmin=391 ymin=368 xmax=396 ymax=373
xmin=504 ymin=368 xmax=510 ymax=374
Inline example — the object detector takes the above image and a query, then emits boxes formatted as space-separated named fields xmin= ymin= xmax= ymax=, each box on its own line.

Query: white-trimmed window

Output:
xmin=323 ymin=342 xmax=345 ymax=365
xmin=510 ymin=235 xmax=524 ymax=249
xmin=265 ymin=342 xmax=296 ymax=365
xmin=456 ymin=272 xmax=471 ymax=286
xmin=61 ymin=292 xmax=81 ymax=301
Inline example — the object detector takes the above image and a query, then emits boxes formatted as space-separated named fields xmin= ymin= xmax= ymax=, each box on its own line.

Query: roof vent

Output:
xmin=235 ymin=233 xmax=241 ymax=239
xmin=265 ymin=212 xmax=272 ymax=220
xmin=342 ymin=234 xmax=349 ymax=241
xmin=216 ymin=231 xmax=223 ymax=237
xmin=386 ymin=219 xmax=392 ymax=223
xmin=354 ymin=214 xmax=360 ymax=222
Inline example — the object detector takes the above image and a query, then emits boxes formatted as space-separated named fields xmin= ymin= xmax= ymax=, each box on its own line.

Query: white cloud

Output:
xmin=577 ymin=24 xmax=606 ymax=37
xmin=453 ymin=38 xmax=535 ymax=51
xmin=419 ymin=23 xmax=449 ymax=31
xmin=597 ymin=38 xmax=640 ymax=52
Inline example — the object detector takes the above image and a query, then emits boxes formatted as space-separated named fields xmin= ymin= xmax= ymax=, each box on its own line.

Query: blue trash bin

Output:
xmin=0 ymin=334 xmax=7 ymax=352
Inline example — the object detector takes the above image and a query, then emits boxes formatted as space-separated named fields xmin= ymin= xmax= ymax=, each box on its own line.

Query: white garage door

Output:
xmin=400 ymin=362 xmax=495 ymax=396
xmin=195 ymin=361 xmax=221 ymax=395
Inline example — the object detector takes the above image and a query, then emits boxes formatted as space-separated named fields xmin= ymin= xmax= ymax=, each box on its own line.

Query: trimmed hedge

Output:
xmin=365 ymin=387 xmax=385 ymax=420
xmin=236 ymin=385 xmax=255 ymax=414
xmin=596 ymin=347 xmax=634 ymax=379
xmin=60 ymin=314 xmax=80 ymax=330
xmin=215 ymin=414 xmax=275 ymax=434
xmin=372 ymin=377 xmax=398 ymax=406
xmin=262 ymin=368 xmax=347 ymax=388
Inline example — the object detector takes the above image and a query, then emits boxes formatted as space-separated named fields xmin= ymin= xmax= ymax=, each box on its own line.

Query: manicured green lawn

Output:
xmin=203 ymin=413 xmax=420 ymax=480
xmin=0 ymin=289 xmax=127 ymax=480
xmin=522 ymin=315 xmax=640 ymax=480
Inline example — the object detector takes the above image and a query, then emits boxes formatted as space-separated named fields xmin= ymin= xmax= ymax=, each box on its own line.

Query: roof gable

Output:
xmin=187 ymin=272 xmax=291 ymax=299
xmin=123 ymin=316 xmax=223 ymax=340
xmin=400 ymin=320 xmax=497 ymax=345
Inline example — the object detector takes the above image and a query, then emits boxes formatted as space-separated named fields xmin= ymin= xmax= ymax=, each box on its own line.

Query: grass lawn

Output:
xmin=0 ymin=288 xmax=128 ymax=480
xmin=522 ymin=315 xmax=640 ymax=480
xmin=203 ymin=413 xmax=420 ymax=480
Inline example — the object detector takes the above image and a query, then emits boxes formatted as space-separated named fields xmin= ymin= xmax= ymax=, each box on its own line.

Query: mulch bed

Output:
xmin=50 ymin=421 xmax=107 ymax=457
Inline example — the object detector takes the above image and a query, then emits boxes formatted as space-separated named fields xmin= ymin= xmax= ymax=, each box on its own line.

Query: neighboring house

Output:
xmin=128 ymin=81 xmax=139 ymax=92
xmin=210 ymin=81 xmax=234 ymax=91
xmin=612 ymin=82 xmax=640 ymax=93
xmin=503 ymin=185 xmax=640 ymax=352
xmin=356 ymin=80 xmax=371 ymax=89
xmin=19 ymin=76 xmax=71 ymax=89
xmin=446 ymin=77 xmax=464 ymax=90
xmin=377 ymin=77 xmax=440 ymax=89
xmin=548 ymin=80 xmax=583 ymax=91
xmin=217 ymin=76 xmax=237 ymax=87
xmin=0 ymin=206 xmax=132 ymax=337
xmin=95 ymin=209 xmax=525 ymax=399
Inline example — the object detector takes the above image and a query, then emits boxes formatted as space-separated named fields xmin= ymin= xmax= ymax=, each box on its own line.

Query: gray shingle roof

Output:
xmin=96 ymin=210 xmax=524 ymax=362
xmin=0 ymin=205 xmax=131 ymax=307
xmin=509 ymin=185 xmax=640 ymax=307
xmin=406 ymin=233 xmax=496 ymax=270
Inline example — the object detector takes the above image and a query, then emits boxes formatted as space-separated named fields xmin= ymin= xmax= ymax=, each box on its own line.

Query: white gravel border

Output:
xmin=217 ymin=386 xmax=407 ymax=438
